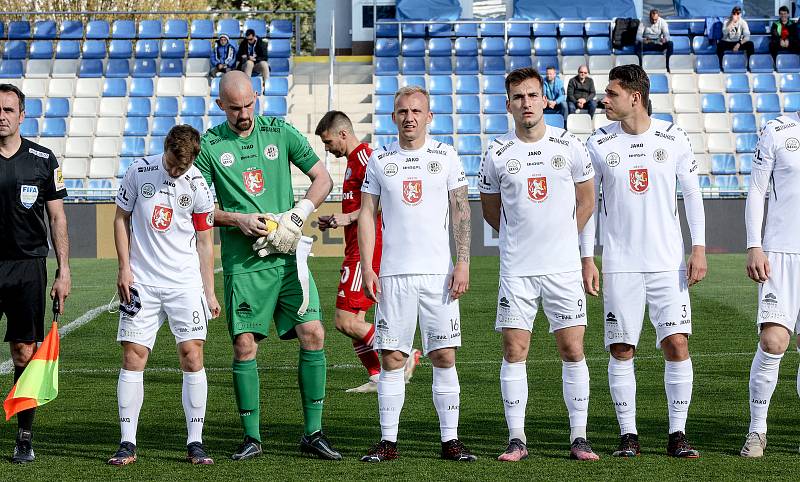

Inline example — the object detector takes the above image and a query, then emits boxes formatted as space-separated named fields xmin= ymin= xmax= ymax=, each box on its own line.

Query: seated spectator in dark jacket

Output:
xmin=236 ymin=28 xmax=270 ymax=81
xmin=210 ymin=34 xmax=237 ymax=77
xmin=717 ymin=6 xmax=755 ymax=62
xmin=636 ymin=9 xmax=673 ymax=61
xmin=567 ymin=65 xmax=596 ymax=117
xmin=770 ymin=5 xmax=795 ymax=59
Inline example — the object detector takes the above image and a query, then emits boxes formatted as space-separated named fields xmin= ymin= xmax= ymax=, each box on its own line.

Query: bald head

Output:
xmin=219 ymin=70 xmax=254 ymax=101
xmin=216 ymin=70 xmax=257 ymax=135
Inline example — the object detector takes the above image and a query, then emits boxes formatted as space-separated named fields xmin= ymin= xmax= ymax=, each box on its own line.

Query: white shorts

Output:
xmin=117 ymin=283 xmax=210 ymax=350
xmin=495 ymin=271 xmax=587 ymax=333
xmin=757 ymin=252 xmax=800 ymax=334
xmin=374 ymin=274 xmax=461 ymax=356
xmin=603 ymin=271 xmax=692 ymax=349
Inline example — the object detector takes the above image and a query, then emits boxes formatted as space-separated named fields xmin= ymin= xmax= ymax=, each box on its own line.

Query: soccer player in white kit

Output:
xmin=479 ymin=68 xmax=599 ymax=462
xmin=741 ymin=114 xmax=800 ymax=457
xmin=582 ymin=65 xmax=707 ymax=458
xmin=109 ymin=125 xmax=221 ymax=466
xmin=357 ymin=86 xmax=476 ymax=462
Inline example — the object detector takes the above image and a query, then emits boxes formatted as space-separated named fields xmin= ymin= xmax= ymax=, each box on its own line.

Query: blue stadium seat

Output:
xmin=649 ymin=74 xmax=669 ymax=94
xmin=544 ymin=113 xmax=564 ymax=128
xmin=20 ymin=118 xmax=39 ymax=137
xmin=479 ymin=22 xmax=504 ymax=37
xmin=24 ymin=98 xmax=42 ymax=118
xmin=375 ymin=58 xmax=399 ymax=76
xmin=268 ymin=58 xmax=290 ymax=76
xmin=732 ymin=113 xmax=757 ymax=133
xmin=481 ymin=37 xmax=505 ymax=57
xmin=535 ymin=56 xmax=559 ymax=73
xmin=455 ymin=57 xmax=479 ymax=74
xmin=614 ymin=43 xmax=636 ymax=55
xmin=33 ymin=20 xmax=57 ymax=40
xmin=533 ymin=20 xmax=558 ymax=37
xmin=263 ymin=97 xmax=287 ymax=116
xmin=164 ymin=19 xmax=189 ymax=39
xmin=749 ymin=20 xmax=771 ymax=35
xmin=432 ymin=135 xmax=454 ymax=146
xmin=400 ymin=75 xmax=425 ymax=89
xmin=585 ymin=18 xmax=610 ymax=37
xmin=86 ymin=180 xmax=113 ymax=200
xmin=103 ymin=59 xmax=129 ymax=77
xmin=457 ymin=135 xmax=482 ymax=155
xmin=135 ymin=39 xmax=159 ymax=58
xmin=207 ymin=99 xmax=224 ymax=117
xmin=251 ymin=76 xmax=264 ymax=95
xmin=428 ymin=38 xmax=452 ymax=57
xmin=482 ymin=75 xmax=505 ymax=94
xmin=401 ymin=38 xmax=425 ymax=57
xmin=374 ymin=115 xmax=396 ymax=135
xmin=8 ymin=21 xmax=31 ymax=39
xmin=180 ymin=97 xmax=206 ymax=117
xmin=28 ymin=41 xmax=53 ymax=59
xmin=55 ymin=40 xmax=81 ymax=59
xmin=430 ymin=95 xmax=453 ymax=114
xmin=506 ymin=22 xmax=531 ymax=37
xmin=672 ymin=36 xmax=691 ymax=55
xmin=126 ymin=98 xmax=151 ymax=117
xmin=713 ymin=175 xmax=740 ymax=192
xmin=727 ymin=93 xmax=753 ymax=113
xmin=216 ymin=18 xmax=241 ymax=39
xmin=401 ymin=58 xmax=426 ymax=75
xmin=462 ymin=156 xmax=481 ymax=176
xmin=749 ymin=54 xmax=774 ymax=73
xmin=0 ymin=60 xmax=23 ymax=78
xmin=533 ymin=37 xmax=558 ymax=56
xmin=560 ymin=37 xmax=585 ymax=56
xmin=751 ymin=73 xmax=776 ymax=93
xmin=264 ymin=77 xmax=288 ymax=96
xmin=375 ymin=76 xmax=398 ymax=95
xmin=454 ymin=23 xmax=478 ymax=37
xmin=158 ymin=59 xmax=183 ymax=77
xmin=188 ymin=39 xmax=212 ymax=58
xmin=102 ymin=78 xmax=127 ymax=97
xmin=112 ymin=20 xmax=136 ymax=39
xmin=147 ymin=137 xmax=165 ymax=156
xmin=669 ymin=20 xmax=690 ymax=36
xmin=41 ymin=118 xmax=66 ymax=136
xmin=124 ymin=117 xmax=149 ymax=136
xmin=429 ymin=57 xmax=453 ymax=75
xmin=375 ymin=38 xmax=400 ymax=57
xmin=759 ymin=113 xmax=780 ymax=128
xmin=430 ymin=115 xmax=453 ymax=135
xmin=401 ymin=23 xmax=426 ymax=38
xmin=507 ymin=37 xmax=532 ymax=57
xmin=81 ymin=40 xmax=106 ymax=59
xmin=109 ymin=39 xmax=133 ymax=58
xmin=190 ymin=19 xmax=214 ymax=39
xmin=428 ymin=23 xmax=453 ymax=37
xmin=779 ymin=73 xmax=800 ymax=93
xmin=152 ymin=116 xmax=176 ymax=136
xmin=651 ymin=112 xmax=673 ymax=123
xmin=736 ymin=133 xmax=758 ymax=153
xmin=155 ymin=97 xmax=178 ymax=116
xmin=129 ymin=77 xmax=153 ymax=97
xmin=751 ymin=35 xmax=770 ymax=54
xmin=725 ymin=74 xmax=750 ymax=93
xmin=210 ymin=77 xmax=221 ymax=96
xmin=456 ymin=95 xmax=480 ymax=114
xmin=698 ymin=175 xmax=711 ymax=188
xmin=132 ymin=59 xmax=156 ymax=77
xmin=244 ymin=19 xmax=268 ymax=39
xmin=138 ymin=20 xmax=162 ymax=39
xmin=695 ymin=55 xmax=720 ymax=74
xmin=45 ymin=98 xmax=69 ymax=117
xmin=118 ymin=157 xmax=135 ymax=177
xmin=722 ymin=53 xmax=747 ymax=73
xmin=586 ymin=37 xmax=612 ymax=55
xmin=426 ymin=76 xmax=451 ymax=96
xmin=2 ymin=41 xmax=26 ymax=60
xmin=739 ymin=154 xmax=753 ymax=174
xmin=710 ymin=154 xmax=737 ymax=175
xmin=374 ymin=95 xmax=393 ymax=115
xmin=482 ymin=95 xmax=506 ymax=114
xmin=86 ymin=20 xmax=110 ymax=39
xmin=784 ymin=93 xmax=800 ymax=112
xmin=456 ymin=114 xmax=481 ymax=134
xmin=122 ymin=137 xmax=146 ymax=157
xmin=375 ymin=21 xmax=398 ymax=38
xmin=689 ymin=20 xmax=705 ymax=35
xmin=692 ymin=36 xmax=716 ymax=55
xmin=59 ymin=20 xmax=84 ymax=40
xmin=161 ymin=40 xmax=185 ymax=58
xmin=485 ymin=114 xmax=509 ymax=134
xmin=509 ymin=56 xmax=532 ymax=70
xmin=558 ymin=19 xmax=583 ymax=37
xmin=777 ymin=54 xmax=800 ymax=73
xmin=208 ymin=115 xmax=226 ymax=128
xmin=482 ymin=57 xmax=506 ymax=75
xmin=79 ymin=59 xmax=103 ymax=77
xmin=455 ymin=38 xmax=478 ymax=57
xmin=181 ymin=116 xmax=205 ymax=132
xmin=755 ymin=93 xmax=781 ymax=113
xmin=269 ymin=19 xmax=293 ymax=39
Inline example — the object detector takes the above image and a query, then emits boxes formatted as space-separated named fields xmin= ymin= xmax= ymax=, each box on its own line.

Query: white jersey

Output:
xmin=584 ymin=118 xmax=705 ymax=273
xmin=362 ymin=138 xmax=468 ymax=276
xmin=115 ymin=154 xmax=215 ymax=288
xmin=478 ymin=127 xmax=594 ymax=276
xmin=746 ymin=113 xmax=800 ymax=253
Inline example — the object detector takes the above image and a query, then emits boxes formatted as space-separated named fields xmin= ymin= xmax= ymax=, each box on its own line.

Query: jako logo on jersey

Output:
xmin=606 ymin=152 xmax=620 ymax=167
xmin=220 ymin=152 xmax=235 ymax=167
xmin=264 ymin=144 xmax=279 ymax=160
xmin=527 ymin=177 xmax=548 ymax=202
xmin=151 ymin=205 xmax=173 ymax=231
xmin=242 ymin=169 xmax=264 ymax=195
xmin=629 ymin=168 xmax=649 ymax=193
xmin=402 ymin=180 xmax=422 ymax=205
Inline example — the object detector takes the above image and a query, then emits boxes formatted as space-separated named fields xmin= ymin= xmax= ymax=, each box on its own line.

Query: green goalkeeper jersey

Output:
xmin=195 ymin=115 xmax=320 ymax=274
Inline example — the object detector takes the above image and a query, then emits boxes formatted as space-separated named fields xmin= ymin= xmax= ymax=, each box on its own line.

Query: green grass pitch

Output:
xmin=1 ymin=255 xmax=800 ymax=479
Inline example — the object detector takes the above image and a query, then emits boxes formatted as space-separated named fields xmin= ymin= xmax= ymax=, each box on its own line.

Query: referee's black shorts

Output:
xmin=0 ymin=258 xmax=46 ymax=343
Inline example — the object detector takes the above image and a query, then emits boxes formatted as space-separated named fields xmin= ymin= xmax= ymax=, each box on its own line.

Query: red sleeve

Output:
xmin=192 ymin=211 xmax=214 ymax=231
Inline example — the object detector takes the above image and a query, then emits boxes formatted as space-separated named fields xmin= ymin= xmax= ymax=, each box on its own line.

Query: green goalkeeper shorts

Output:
xmin=224 ymin=263 xmax=322 ymax=340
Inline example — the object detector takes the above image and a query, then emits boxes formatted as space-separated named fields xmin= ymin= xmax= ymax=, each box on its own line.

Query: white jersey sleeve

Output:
xmin=191 ymin=173 xmax=215 ymax=215
xmin=116 ymin=160 xmax=140 ymax=212
xmin=477 ymin=145 xmax=500 ymax=194
xmin=674 ymin=128 xmax=705 ymax=247
xmin=745 ymin=124 xmax=775 ymax=249
xmin=579 ymin=139 xmax=602 ymax=257
xmin=570 ymin=136 xmax=594 ymax=184
xmin=447 ymin=149 xmax=469 ymax=191
xmin=361 ymin=149 xmax=383 ymax=196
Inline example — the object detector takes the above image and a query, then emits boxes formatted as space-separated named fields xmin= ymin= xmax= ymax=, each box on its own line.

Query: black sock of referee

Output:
xmin=13 ymin=365 xmax=35 ymax=432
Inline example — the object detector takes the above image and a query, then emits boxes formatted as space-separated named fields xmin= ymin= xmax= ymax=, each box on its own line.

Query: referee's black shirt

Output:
xmin=0 ymin=137 xmax=67 ymax=260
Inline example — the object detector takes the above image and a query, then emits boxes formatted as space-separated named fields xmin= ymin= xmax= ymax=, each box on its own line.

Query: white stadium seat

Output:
xmin=676 ymin=113 xmax=703 ymax=133
xmin=183 ymin=77 xmax=211 ymax=97
xmin=156 ymin=77 xmax=183 ymax=97
xmin=588 ymin=55 xmax=613 ymax=74
xmin=649 ymin=94 xmax=672 ymax=113
xmin=25 ymin=59 xmax=52 ymax=78
xmin=72 ymin=98 xmax=100 ymax=117
xmin=99 ymin=98 xmax=127 ymax=117
xmin=61 ymin=158 xmax=89 ymax=179
xmin=566 ymin=113 xmax=593 ymax=134
xmin=670 ymin=74 xmax=697 ymax=93
xmin=92 ymin=137 xmax=121 ymax=157
xmin=22 ymin=78 xmax=48 ymax=98
xmin=88 ymin=158 xmax=119 ymax=178
xmin=65 ymin=137 xmax=93 ymax=158
xmin=688 ymin=133 xmax=706 ymax=154
xmin=75 ymin=78 xmax=103 ymax=97
xmin=673 ymin=93 xmax=700 ymax=113
xmin=95 ymin=117 xmax=124 ymax=137
xmin=68 ymin=117 xmax=96 ymax=137
xmin=642 ymin=55 xmax=667 ymax=73
xmin=703 ymin=113 xmax=731 ymax=133
xmin=707 ymin=133 xmax=734 ymax=153
xmin=186 ymin=58 xmax=211 ymax=77
xmin=48 ymin=78 xmax=76 ymax=97
xmin=37 ymin=138 xmax=65 ymax=158
xmin=697 ymin=74 xmax=725 ymax=93
xmin=51 ymin=59 xmax=79 ymax=78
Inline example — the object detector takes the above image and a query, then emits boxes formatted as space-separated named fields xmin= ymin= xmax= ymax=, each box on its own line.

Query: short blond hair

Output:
xmin=394 ymin=85 xmax=430 ymax=108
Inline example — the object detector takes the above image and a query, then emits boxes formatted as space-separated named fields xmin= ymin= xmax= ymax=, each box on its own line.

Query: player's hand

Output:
xmin=687 ymin=246 xmax=707 ymax=287
xmin=50 ymin=268 xmax=70 ymax=314
xmin=449 ymin=261 xmax=470 ymax=300
xmin=317 ymin=214 xmax=333 ymax=231
xmin=206 ymin=293 xmax=221 ymax=319
xmin=746 ymin=247 xmax=771 ymax=283
xmin=362 ymin=268 xmax=381 ymax=303
xmin=582 ymin=257 xmax=600 ymax=296
xmin=329 ymin=212 xmax=354 ymax=229
xmin=733 ymin=43 xmax=740 ymax=52
xmin=270 ymin=199 xmax=314 ymax=254
xmin=236 ymin=212 xmax=273 ymax=237
xmin=117 ymin=267 xmax=134 ymax=305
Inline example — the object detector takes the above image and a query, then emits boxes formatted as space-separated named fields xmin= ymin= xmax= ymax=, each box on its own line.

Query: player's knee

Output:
xmin=559 ymin=343 xmax=585 ymax=362
xmin=428 ymin=348 xmax=455 ymax=368
xmin=297 ymin=321 xmax=325 ymax=349
xmin=661 ymin=334 xmax=689 ymax=361
xmin=179 ymin=344 xmax=204 ymax=371
xmin=609 ymin=343 xmax=635 ymax=360
xmin=760 ymin=324 xmax=791 ymax=354
xmin=121 ymin=342 xmax=149 ymax=370
xmin=10 ymin=342 xmax=35 ymax=365
xmin=233 ymin=334 xmax=258 ymax=360
xmin=381 ymin=350 xmax=406 ymax=370
xmin=334 ymin=311 xmax=354 ymax=334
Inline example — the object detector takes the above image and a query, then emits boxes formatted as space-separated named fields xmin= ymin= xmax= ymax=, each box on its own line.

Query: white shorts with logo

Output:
xmin=374 ymin=274 xmax=461 ymax=356
xmin=117 ymin=283 xmax=210 ymax=350
xmin=603 ymin=270 xmax=692 ymax=349
xmin=494 ymin=270 xmax=588 ymax=333
xmin=756 ymin=252 xmax=800 ymax=334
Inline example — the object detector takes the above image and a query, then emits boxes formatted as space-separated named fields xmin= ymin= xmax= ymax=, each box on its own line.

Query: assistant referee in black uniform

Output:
xmin=0 ymin=84 xmax=70 ymax=463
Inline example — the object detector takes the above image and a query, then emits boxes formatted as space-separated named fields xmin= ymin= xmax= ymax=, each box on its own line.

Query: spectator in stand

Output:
xmin=717 ymin=6 xmax=755 ymax=62
xmin=769 ymin=5 xmax=795 ymax=59
xmin=567 ymin=65 xmax=597 ymax=118
xmin=543 ymin=66 xmax=568 ymax=119
xmin=636 ymin=9 xmax=674 ymax=63
xmin=209 ymin=34 xmax=237 ymax=78
xmin=237 ymin=28 xmax=270 ymax=82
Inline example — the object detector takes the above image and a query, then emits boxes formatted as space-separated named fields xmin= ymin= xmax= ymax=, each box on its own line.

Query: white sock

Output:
xmin=608 ymin=356 xmax=637 ymax=435
xmin=665 ymin=358 xmax=694 ymax=434
xmin=432 ymin=366 xmax=460 ymax=442
xmin=563 ymin=358 xmax=590 ymax=443
xmin=118 ymin=369 xmax=144 ymax=445
xmin=182 ymin=368 xmax=208 ymax=445
xmin=378 ymin=367 xmax=405 ymax=443
xmin=749 ymin=345 xmax=783 ymax=433
xmin=500 ymin=358 xmax=528 ymax=443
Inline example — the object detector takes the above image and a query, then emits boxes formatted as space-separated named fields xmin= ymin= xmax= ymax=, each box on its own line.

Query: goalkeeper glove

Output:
xmin=270 ymin=199 xmax=315 ymax=254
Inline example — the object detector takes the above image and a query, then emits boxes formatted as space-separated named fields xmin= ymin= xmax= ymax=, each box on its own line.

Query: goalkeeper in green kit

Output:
xmin=194 ymin=71 xmax=340 ymax=461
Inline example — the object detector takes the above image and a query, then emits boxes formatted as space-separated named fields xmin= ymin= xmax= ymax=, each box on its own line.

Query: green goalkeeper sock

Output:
xmin=232 ymin=359 xmax=261 ymax=442
xmin=298 ymin=349 xmax=326 ymax=436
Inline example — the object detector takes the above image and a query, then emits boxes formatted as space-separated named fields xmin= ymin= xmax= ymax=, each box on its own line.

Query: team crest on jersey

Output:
xmin=551 ymin=155 xmax=566 ymax=170
xmin=242 ymin=169 xmax=264 ymax=195
xmin=653 ymin=148 xmax=668 ymax=162
xmin=427 ymin=160 xmax=442 ymax=174
xmin=151 ymin=205 xmax=173 ymax=231
xmin=141 ymin=183 xmax=155 ymax=198
xmin=219 ymin=152 xmax=235 ymax=167
xmin=177 ymin=193 xmax=192 ymax=209
xmin=384 ymin=163 xmax=398 ymax=177
xmin=629 ymin=168 xmax=649 ymax=193
xmin=786 ymin=138 xmax=800 ymax=151
xmin=606 ymin=152 xmax=621 ymax=167
xmin=345 ymin=167 xmax=352 ymax=180
xmin=402 ymin=180 xmax=423 ymax=205
xmin=527 ymin=177 xmax=548 ymax=202
xmin=264 ymin=144 xmax=279 ymax=160
xmin=506 ymin=159 xmax=521 ymax=174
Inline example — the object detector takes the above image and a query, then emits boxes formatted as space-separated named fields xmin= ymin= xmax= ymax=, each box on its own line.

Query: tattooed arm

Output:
xmin=448 ymin=185 xmax=471 ymax=299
